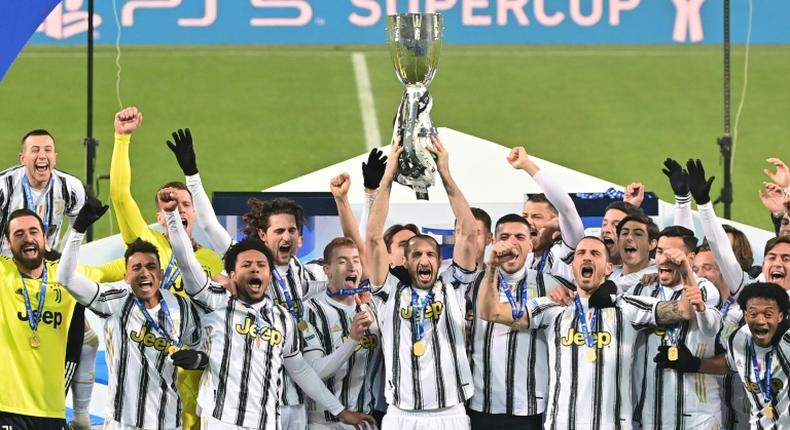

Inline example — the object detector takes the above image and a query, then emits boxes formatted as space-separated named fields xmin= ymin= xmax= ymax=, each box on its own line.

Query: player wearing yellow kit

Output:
xmin=111 ymin=107 xmax=223 ymax=430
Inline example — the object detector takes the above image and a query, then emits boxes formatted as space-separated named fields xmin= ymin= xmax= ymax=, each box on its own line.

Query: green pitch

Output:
xmin=0 ymin=45 xmax=788 ymax=240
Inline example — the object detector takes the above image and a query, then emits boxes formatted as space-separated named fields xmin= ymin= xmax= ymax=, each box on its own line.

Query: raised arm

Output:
xmin=477 ymin=242 xmax=530 ymax=329
xmin=330 ymin=173 xmax=368 ymax=274
xmin=662 ymin=158 xmax=694 ymax=230
xmin=160 ymin=189 xmax=209 ymax=295
xmin=110 ymin=107 xmax=152 ymax=245
xmin=366 ymin=144 xmax=404 ymax=287
xmin=429 ymin=135 xmax=478 ymax=270
xmin=358 ymin=148 xmax=387 ymax=243
xmin=57 ymin=198 xmax=131 ymax=317
xmin=507 ymin=146 xmax=584 ymax=249
xmin=165 ymin=128 xmax=234 ymax=255
xmin=687 ymin=159 xmax=749 ymax=296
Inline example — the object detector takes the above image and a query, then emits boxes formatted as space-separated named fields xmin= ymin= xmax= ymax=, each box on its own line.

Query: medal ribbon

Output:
xmin=750 ymin=342 xmax=775 ymax=405
xmin=411 ymin=287 xmax=436 ymax=343
xmin=721 ymin=296 xmax=736 ymax=319
xmin=160 ymin=254 xmax=181 ymax=291
xmin=22 ymin=175 xmax=54 ymax=235
xmin=536 ymin=249 xmax=549 ymax=274
xmin=658 ymin=287 xmax=680 ymax=346
xmin=326 ymin=279 xmax=370 ymax=297
xmin=133 ymin=293 xmax=182 ymax=347
xmin=241 ymin=301 xmax=266 ymax=340
xmin=573 ymin=294 xmax=598 ymax=349
xmin=20 ymin=265 xmax=47 ymax=332
xmin=499 ymin=272 xmax=527 ymax=321
xmin=272 ymin=267 xmax=301 ymax=322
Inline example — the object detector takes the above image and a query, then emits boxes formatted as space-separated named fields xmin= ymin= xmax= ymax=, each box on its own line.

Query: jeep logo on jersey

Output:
xmin=235 ymin=316 xmax=283 ymax=346
xmin=400 ymin=301 xmax=444 ymax=320
xmin=745 ymin=378 xmax=784 ymax=394
xmin=342 ymin=333 xmax=379 ymax=351
xmin=560 ymin=329 xmax=612 ymax=348
xmin=17 ymin=310 xmax=63 ymax=329
xmin=129 ymin=326 xmax=175 ymax=352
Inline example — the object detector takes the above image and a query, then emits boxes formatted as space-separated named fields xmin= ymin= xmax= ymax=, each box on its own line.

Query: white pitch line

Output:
xmin=351 ymin=52 xmax=381 ymax=151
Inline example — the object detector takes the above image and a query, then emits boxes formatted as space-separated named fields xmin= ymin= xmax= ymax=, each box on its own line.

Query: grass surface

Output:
xmin=1 ymin=45 xmax=788 ymax=240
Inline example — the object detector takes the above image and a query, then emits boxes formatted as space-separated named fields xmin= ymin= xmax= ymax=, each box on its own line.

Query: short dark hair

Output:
xmin=578 ymin=235 xmax=611 ymax=262
xmin=765 ymin=235 xmax=790 ymax=257
xmin=695 ymin=242 xmax=712 ymax=254
xmin=21 ymin=129 xmax=55 ymax=149
xmin=383 ymin=224 xmax=420 ymax=252
xmin=737 ymin=282 xmax=790 ymax=317
xmin=404 ymin=234 xmax=441 ymax=261
xmin=494 ymin=213 xmax=531 ymax=233
xmin=658 ymin=226 xmax=698 ymax=253
xmin=470 ymin=207 xmax=491 ymax=233
xmin=616 ymin=213 xmax=656 ymax=238
xmin=722 ymin=224 xmax=754 ymax=270
xmin=323 ymin=237 xmax=359 ymax=263
xmin=124 ymin=239 xmax=161 ymax=267
xmin=604 ymin=201 xmax=645 ymax=218
xmin=223 ymin=238 xmax=275 ymax=275
xmin=155 ymin=181 xmax=193 ymax=208
xmin=525 ymin=193 xmax=558 ymax=215
xmin=5 ymin=209 xmax=45 ymax=240
xmin=243 ymin=197 xmax=305 ymax=237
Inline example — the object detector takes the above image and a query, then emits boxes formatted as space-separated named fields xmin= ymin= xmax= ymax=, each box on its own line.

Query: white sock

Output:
xmin=71 ymin=328 xmax=99 ymax=420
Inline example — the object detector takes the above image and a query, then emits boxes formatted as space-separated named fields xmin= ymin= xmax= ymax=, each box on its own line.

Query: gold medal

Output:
xmin=30 ymin=331 xmax=41 ymax=349
xmin=586 ymin=348 xmax=596 ymax=362
xmin=298 ymin=319 xmax=308 ymax=331
xmin=413 ymin=340 xmax=426 ymax=357
xmin=764 ymin=405 xmax=774 ymax=418
xmin=256 ymin=336 xmax=261 ymax=348
xmin=167 ymin=345 xmax=180 ymax=356
xmin=668 ymin=346 xmax=679 ymax=362
xmin=510 ymin=321 xmax=521 ymax=331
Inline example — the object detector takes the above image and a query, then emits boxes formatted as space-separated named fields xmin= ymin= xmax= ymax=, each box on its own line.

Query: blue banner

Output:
xmin=0 ymin=0 xmax=60 ymax=80
xmin=26 ymin=0 xmax=789 ymax=46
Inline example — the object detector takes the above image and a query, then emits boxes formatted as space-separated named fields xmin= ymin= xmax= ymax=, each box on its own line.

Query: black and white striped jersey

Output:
xmin=373 ymin=264 xmax=476 ymax=411
xmin=526 ymin=242 xmax=575 ymax=280
xmin=725 ymin=324 xmax=790 ymax=430
xmin=88 ymin=281 xmax=201 ymax=429
xmin=0 ymin=165 xmax=85 ymax=255
xmin=629 ymin=280 xmax=723 ymax=430
xmin=302 ymin=293 xmax=382 ymax=423
xmin=270 ymin=257 xmax=326 ymax=406
xmin=719 ymin=300 xmax=750 ymax=430
xmin=191 ymin=282 xmax=303 ymax=429
xmin=465 ymin=266 xmax=569 ymax=416
xmin=526 ymin=294 xmax=660 ymax=430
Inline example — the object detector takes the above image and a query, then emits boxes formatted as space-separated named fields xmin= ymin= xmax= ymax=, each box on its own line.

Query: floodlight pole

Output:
xmin=715 ymin=0 xmax=733 ymax=219
xmin=84 ymin=0 xmax=98 ymax=241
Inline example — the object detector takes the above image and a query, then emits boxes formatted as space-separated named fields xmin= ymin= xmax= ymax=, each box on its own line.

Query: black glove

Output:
xmin=661 ymin=158 xmax=689 ymax=196
xmin=73 ymin=194 xmax=109 ymax=233
xmin=362 ymin=148 xmax=388 ymax=190
xmin=589 ymin=280 xmax=617 ymax=308
xmin=654 ymin=343 xmax=700 ymax=373
xmin=685 ymin=159 xmax=715 ymax=205
xmin=165 ymin=128 xmax=198 ymax=176
xmin=171 ymin=349 xmax=209 ymax=370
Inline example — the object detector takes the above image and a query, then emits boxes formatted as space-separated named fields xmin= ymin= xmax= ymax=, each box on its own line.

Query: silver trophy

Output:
xmin=387 ymin=13 xmax=443 ymax=200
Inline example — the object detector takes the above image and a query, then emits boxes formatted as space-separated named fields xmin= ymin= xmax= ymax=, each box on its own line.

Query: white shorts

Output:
xmin=281 ymin=404 xmax=307 ymax=430
xmin=382 ymin=404 xmax=469 ymax=430
xmin=104 ymin=420 xmax=181 ymax=430
xmin=308 ymin=422 xmax=364 ymax=430
xmin=200 ymin=414 xmax=256 ymax=430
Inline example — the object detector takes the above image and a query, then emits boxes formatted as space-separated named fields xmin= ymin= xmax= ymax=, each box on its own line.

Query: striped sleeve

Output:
xmin=620 ymin=295 xmax=659 ymax=328
xmin=526 ymin=297 xmax=564 ymax=330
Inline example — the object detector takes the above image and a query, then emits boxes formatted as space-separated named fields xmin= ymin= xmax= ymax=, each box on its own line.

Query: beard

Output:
xmin=12 ymin=243 xmax=43 ymax=271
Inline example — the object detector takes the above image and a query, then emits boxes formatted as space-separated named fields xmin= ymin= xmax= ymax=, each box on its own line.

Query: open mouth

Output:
xmin=417 ymin=267 xmax=432 ymax=283
xmin=345 ymin=274 xmax=358 ymax=285
xmin=181 ymin=218 xmax=188 ymax=229
xmin=658 ymin=267 xmax=674 ymax=276
xmin=623 ymin=245 xmax=637 ymax=256
xmin=247 ymin=277 xmax=263 ymax=292
xmin=278 ymin=243 xmax=292 ymax=254
xmin=22 ymin=244 xmax=38 ymax=257
xmin=752 ymin=326 xmax=771 ymax=339
xmin=770 ymin=270 xmax=786 ymax=283
xmin=602 ymin=236 xmax=615 ymax=247
xmin=138 ymin=279 xmax=153 ymax=290
xmin=34 ymin=161 xmax=49 ymax=174
xmin=580 ymin=264 xmax=594 ymax=279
